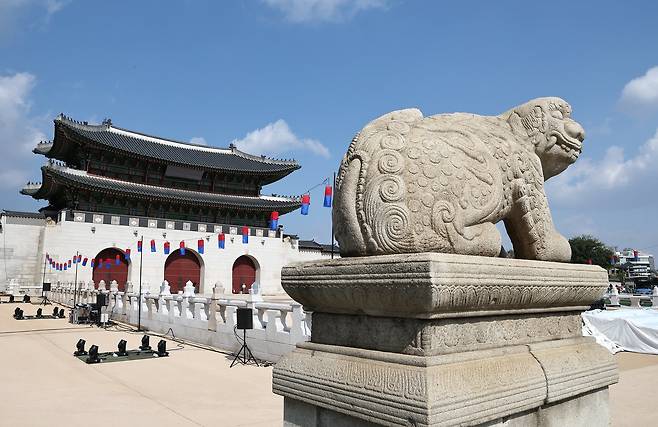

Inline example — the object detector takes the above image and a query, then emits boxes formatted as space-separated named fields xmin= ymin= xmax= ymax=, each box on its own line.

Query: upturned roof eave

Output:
xmin=52 ymin=115 xmax=302 ymax=176
xmin=38 ymin=165 xmax=302 ymax=212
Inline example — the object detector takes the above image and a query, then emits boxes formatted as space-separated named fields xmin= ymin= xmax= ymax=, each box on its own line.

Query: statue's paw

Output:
xmin=538 ymin=232 xmax=572 ymax=262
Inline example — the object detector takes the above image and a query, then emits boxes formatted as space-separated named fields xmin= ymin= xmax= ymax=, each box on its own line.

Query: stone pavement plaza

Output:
xmin=0 ymin=302 xmax=655 ymax=427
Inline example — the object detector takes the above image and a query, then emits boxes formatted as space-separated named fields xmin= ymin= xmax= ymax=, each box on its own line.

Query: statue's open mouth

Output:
xmin=549 ymin=131 xmax=582 ymax=160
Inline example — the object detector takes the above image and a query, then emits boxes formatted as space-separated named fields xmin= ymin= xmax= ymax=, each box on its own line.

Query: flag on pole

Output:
xmin=68 ymin=259 xmax=72 ymax=267
xmin=72 ymin=255 xmax=77 ymax=264
xmin=180 ymin=241 xmax=186 ymax=256
xmin=125 ymin=249 xmax=131 ymax=261
xmin=301 ymin=194 xmax=310 ymax=215
xmin=270 ymin=211 xmax=279 ymax=230
xmin=164 ymin=241 xmax=170 ymax=255
xmin=115 ymin=254 xmax=121 ymax=265
xmin=64 ymin=264 xmax=67 ymax=271
xmin=242 ymin=226 xmax=249 ymax=244
xmin=137 ymin=240 xmax=143 ymax=252
xmin=218 ymin=233 xmax=225 ymax=249
xmin=633 ymin=250 xmax=639 ymax=261
xmin=198 ymin=239 xmax=204 ymax=254
xmin=82 ymin=257 xmax=88 ymax=266
xmin=77 ymin=255 xmax=82 ymax=263
xmin=324 ymin=185 xmax=332 ymax=207
xmin=91 ymin=259 xmax=95 ymax=268
xmin=150 ymin=239 xmax=156 ymax=252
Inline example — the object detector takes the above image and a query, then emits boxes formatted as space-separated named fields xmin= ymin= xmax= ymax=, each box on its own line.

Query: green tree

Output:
xmin=568 ymin=235 xmax=614 ymax=268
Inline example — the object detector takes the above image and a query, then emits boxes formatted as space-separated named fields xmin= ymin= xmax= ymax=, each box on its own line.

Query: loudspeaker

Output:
xmin=236 ymin=308 xmax=253 ymax=330
xmin=96 ymin=293 xmax=108 ymax=307
xmin=42 ymin=282 xmax=51 ymax=292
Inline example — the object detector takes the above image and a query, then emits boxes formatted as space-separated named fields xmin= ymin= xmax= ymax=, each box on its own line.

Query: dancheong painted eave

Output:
xmin=34 ymin=114 xmax=301 ymax=180
xmin=21 ymin=162 xmax=302 ymax=213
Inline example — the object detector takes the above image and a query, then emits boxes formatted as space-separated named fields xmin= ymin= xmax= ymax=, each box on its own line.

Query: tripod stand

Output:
xmin=40 ymin=284 xmax=52 ymax=306
xmin=230 ymin=328 xmax=259 ymax=367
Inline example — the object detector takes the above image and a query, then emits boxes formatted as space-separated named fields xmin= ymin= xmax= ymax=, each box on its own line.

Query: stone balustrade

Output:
xmin=47 ymin=281 xmax=310 ymax=362
xmin=605 ymin=289 xmax=658 ymax=308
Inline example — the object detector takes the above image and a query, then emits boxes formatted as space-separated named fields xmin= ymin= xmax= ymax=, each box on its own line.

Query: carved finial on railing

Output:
xmin=160 ymin=280 xmax=171 ymax=295
xmin=110 ymin=280 xmax=119 ymax=292
xmin=125 ymin=281 xmax=134 ymax=293
xmin=88 ymin=280 xmax=95 ymax=290
xmin=213 ymin=282 xmax=225 ymax=297
xmin=98 ymin=280 xmax=107 ymax=291
xmin=183 ymin=280 xmax=196 ymax=296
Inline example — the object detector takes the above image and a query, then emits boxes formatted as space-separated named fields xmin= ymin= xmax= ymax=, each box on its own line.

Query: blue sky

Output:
xmin=1 ymin=0 xmax=658 ymax=253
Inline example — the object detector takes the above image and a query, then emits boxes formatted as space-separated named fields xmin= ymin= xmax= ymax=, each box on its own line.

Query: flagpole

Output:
xmin=331 ymin=171 xmax=336 ymax=260
xmin=73 ymin=251 xmax=79 ymax=307
xmin=138 ymin=235 xmax=144 ymax=332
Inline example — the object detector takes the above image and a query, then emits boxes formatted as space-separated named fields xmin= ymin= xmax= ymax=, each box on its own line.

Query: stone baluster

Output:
xmin=121 ymin=292 xmax=129 ymax=315
xmin=256 ymin=307 xmax=268 ymax=329
xmin=165 ymin=297 xmax=177 ymax=323
xmin=652 ymin=286 xmax=658 ymax=308
xmin=265 ymin=310 xmax=279 ymax=340
xmin=201 ymin=298 xmax=209 ymax=322
xmin=208 ymin=284 xmax=222 ymax=331
xmin=225 ymin=305 xmax=237 ymax=329
xmin=609 ymin=284 xmax=620 ymax=306
xmin=146 ymin=297 xmax=155 ymax=320
xmin=290 ymin=304 xmax=306 ymax=342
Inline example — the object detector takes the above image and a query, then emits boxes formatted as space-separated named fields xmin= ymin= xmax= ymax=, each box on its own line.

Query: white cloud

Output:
xmin=0 ymin=72 xmax=48 ymax=190
xmin=547 ymin=129 xmax=658 ymax=205
xmin=262 ymin=0 xmax=387 ymax=23
xmin=620 ymin=66 xmax=658 ymax=109
xmin=232 ymin=119 xmax=329 ymax=158
xmin=189 ymin=137 xmax=207 ymax=146
xmin=0 ymin=0 xmax=69 ymax=41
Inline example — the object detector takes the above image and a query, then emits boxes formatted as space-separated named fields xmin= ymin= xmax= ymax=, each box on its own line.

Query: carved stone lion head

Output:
xmin=502 ymin=97 xmax=585 ymax=180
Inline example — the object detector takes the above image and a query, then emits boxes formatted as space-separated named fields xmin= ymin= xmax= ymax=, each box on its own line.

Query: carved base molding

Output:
xmin=273 ymin=338 xmax=617 ymax=427
xmin=281 ymin=253 xmax=609 ymax=318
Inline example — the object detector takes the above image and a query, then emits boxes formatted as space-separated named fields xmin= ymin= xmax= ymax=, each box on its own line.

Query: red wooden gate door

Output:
xmin=232 ymin=256 xmax=256 ymax=294
xmin=164 ymin=250 xmax=201 ymax=293
xmin=93 ymin=248 xmax=129 ymax=291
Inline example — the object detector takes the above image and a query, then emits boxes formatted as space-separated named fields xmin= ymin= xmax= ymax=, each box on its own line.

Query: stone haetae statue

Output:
xmin=334 ymin=97 xmax=585 ymax=262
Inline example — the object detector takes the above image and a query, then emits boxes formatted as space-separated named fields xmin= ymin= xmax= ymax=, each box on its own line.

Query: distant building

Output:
xmin=2 ymin=114 xmax=332 ymax=296
xmin=609 ymin=249 xmax=654 ymax=284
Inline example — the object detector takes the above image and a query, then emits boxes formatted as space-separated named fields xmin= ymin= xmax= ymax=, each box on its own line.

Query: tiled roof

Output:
xmin=23 ymin=163 xmax=302 ymax=212
xmin=42 ymin=114 xmax=301 ymax=175
xmin=1 ymin=210 xmax=45 ymax=219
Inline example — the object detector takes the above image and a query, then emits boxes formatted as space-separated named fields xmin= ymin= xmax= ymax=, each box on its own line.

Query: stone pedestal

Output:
xmin=273 ymin=253 xmax=618 ymax=427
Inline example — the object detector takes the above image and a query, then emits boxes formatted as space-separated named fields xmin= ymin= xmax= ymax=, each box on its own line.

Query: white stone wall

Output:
xmin=0 ymin=215 xmax=45 ymax=292
xmin=2 ymin=210 xmax=332 ymax=295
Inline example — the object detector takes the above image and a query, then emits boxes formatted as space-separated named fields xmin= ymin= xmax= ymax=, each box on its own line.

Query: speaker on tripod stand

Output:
xmin=230 ymin=308 xmax=259 ymax=367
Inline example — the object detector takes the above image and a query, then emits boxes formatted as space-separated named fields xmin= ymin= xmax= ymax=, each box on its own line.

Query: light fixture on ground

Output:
xmin=58 ymin=308 xmax=65 ymax=318
xmin=52 ymin=307 xmax=59 ymax=317
xmin=86 ymin=345 xmax=100 ymax=364
xmin=157 ymin=340 xmax=169 ymax=357
xmin=13 ymin=307 xmax=22 ymax=319
xmin=23 ymin=295 xmax=30 ymax=303
xmin=117 ymin=339 xmax=128 ymax=356
xmin=36 ymin=308 xmax=42 ymax=318
xmin=139 ymin=335 xmax=151 ymax=351
xmin=8 ymin=295 xmax=13 ymax=303
xmin=74 ymin=339 xmax=87 ymax=356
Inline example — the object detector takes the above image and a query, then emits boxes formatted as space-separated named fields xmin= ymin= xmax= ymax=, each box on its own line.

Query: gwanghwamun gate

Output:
xmin=2 ymin=114 xmax=335 ymax=297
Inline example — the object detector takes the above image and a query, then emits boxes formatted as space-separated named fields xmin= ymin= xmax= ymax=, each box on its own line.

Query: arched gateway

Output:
xmin=232 ymin=255 xmax=257 ymax=294
xmin=164 ymin=250 xmax=201 ymax=294
xmin=93 ymin=248 xmax=129 ymax=291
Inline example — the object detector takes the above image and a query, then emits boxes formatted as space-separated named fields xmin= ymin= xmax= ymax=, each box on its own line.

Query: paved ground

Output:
xmin=0 ymin=302 xmax=281 ymax=426
xmin=0 ymin=300 xmax=655 ymax=426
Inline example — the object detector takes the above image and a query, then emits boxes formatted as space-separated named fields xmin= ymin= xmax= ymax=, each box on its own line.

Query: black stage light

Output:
xmin=74 ymin=339 xmax=87 ymax=356
xmin=8 ymin=295 xmax=14 ymax=303
xmin=86 ymin=345 xmax=100 ymax=364
xmin=58 ymin=308 xmax=65 ymax=318
xmin=157 ymin=340 xmax=169 ymax=357
xmin=52 ymin=307 xmax=59 ymax=317
xmin=17 ymin=308 xmax=24 ymax=319
xmin=117 ymin=339 xmax=128 ymax=356
xmin=36 ymin=308 xmax=43 ymax=318
xmin=139 ymin=335 xmax=151 ymax=351
xmin=23 ymin=295 xmax=30 ymax=303
xmin=13 ymin=307 xmax=21 ymax=318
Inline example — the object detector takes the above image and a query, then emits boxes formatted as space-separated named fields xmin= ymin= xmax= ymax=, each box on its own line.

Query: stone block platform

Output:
xmin=273 ymin=253 xmax=618 ymax=426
